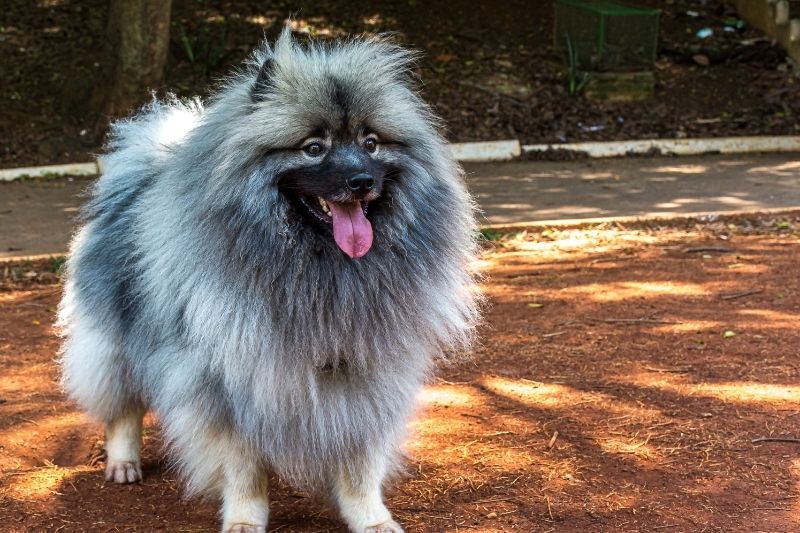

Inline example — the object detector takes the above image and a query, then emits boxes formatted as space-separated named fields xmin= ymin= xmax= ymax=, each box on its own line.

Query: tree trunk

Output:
xmin=96 ymin=0 xmax=172 ymax=126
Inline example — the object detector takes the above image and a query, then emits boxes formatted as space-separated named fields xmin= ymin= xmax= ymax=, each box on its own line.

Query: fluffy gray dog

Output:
xmin=58 ymin=28 xmax=479 ymax=532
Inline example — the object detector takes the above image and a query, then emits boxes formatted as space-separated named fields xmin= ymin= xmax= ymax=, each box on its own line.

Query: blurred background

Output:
xmin=1 ymin=0 xmax=799 ymax=167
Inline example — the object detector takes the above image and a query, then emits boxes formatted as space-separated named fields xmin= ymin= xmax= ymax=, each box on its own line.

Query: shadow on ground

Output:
xmin=468 ymin=154 xmax=800 ymax=225
xmin=1 ymin=215 xmax=799 ymax=531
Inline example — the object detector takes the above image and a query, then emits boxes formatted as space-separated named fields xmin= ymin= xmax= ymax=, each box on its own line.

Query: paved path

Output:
xmin=1 ymin=153 xmax=799 ymax=258
xmin=467 ymin=153 xmax=800 ymax=226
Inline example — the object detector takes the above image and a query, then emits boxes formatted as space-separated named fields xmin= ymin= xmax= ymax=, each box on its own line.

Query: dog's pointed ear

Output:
xmin=251 ymin=58 xmax=274 ymax=102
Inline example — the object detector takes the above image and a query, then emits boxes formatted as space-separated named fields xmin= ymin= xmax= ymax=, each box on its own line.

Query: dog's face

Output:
xmin=274 ymin=122 xmax=401 ymax=259
xmin=239 ymin=36 xmax=436 ymax=260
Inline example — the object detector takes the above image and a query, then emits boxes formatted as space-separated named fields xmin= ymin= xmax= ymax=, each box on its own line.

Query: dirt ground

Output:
xmin=1 ymin=213 xmax=800 ymax=532
xmin=2 ymin=0 xmax=799 ymax=167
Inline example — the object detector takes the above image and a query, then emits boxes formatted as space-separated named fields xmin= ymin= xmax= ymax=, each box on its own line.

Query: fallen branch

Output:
xmin=719 ymin=288 xmax=762 ymax=300
xmin=752 ymin=437 xmax=800 ymax=444
xmin=541 ymin=331 xmax=566 ymax=338
xmin=587 ymin=317 xmax=682 ymax=325
xmin=684 ymin=246 xmax=734 ymax=253
xmin=645 ymin=366 xmax=691 ymax=373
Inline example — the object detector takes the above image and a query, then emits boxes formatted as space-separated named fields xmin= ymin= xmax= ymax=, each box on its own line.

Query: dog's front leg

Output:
xmin=332 ymin=451 xmax=403 ymax=533
xmin=104 ymin=407 xmax=146 ymax=483
xmin=218 ymin=435 xmax=270 ymax=533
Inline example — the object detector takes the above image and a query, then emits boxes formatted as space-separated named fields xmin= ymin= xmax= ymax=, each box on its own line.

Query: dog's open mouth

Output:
xmin=297 ymin=195 xmax=373 ymax=259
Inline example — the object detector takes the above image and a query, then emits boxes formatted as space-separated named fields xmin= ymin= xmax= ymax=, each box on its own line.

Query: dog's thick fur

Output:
xmin=58 ymin=29 xmax=479 ymax=532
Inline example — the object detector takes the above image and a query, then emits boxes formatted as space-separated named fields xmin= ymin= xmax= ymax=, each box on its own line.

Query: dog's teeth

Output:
xmin=318 ymin=197 xmax=331 ymax=215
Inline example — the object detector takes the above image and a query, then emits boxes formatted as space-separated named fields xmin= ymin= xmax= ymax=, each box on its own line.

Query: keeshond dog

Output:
xmin=58 ymin=28 xmax=479 ymax=532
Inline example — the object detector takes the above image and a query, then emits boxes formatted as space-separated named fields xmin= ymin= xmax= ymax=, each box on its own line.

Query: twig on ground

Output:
xmin=482 ymin=431 xmax=514 ymax=437
xmin=719 ymin=288 xmax=762 ymax=300
xmin=752 ymin=437 xmax=800 ymax=444
xmin=646 ymin=366 xmax=691 ymax=373
xmin=684 ymin=246 xmax=734 ymax=253
xmin=587 ymin=317 xmax=682 ymax=325
xmin=541 ymin=331 xmax=566 ymax=338
xmin=652 ymin=525 xmax=679 ymax=530
xmin=466 ymin=496 xmax=517 ymax=506
xmin=547 ymin=431 xmax=559 ymax=450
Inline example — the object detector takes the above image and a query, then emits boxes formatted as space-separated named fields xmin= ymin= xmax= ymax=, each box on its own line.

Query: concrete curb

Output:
xmin=522 ymin=136 xmax=800 ymax=158
xmin=450 ymin=140 xmax=521 ymax=162
xmin=0 ymin=162 xmax=100 ymax=181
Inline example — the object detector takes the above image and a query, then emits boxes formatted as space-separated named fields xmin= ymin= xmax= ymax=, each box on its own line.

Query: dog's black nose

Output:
xmin=346 ymin=173 xmax=375 ymax=193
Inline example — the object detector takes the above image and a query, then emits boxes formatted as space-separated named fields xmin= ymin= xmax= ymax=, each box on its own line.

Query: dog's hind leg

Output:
xmin=332 ymin=451 xmax=403 ymax=533
xmin=60 ymin=311 xmax=146 ymax=483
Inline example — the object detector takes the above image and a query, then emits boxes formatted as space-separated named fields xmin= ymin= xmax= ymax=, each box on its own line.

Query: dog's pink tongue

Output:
xmin=328 ymin=201 xmax=373 ymax=259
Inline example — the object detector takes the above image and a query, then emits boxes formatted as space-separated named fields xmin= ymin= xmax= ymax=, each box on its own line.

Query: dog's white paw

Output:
xmin=104 ymin=460 xmax=142 ymax=484
xmin=223 ymin=524 xmax=266 ymax=533
xmin=362 ymin=519 xmax=404 ymax=533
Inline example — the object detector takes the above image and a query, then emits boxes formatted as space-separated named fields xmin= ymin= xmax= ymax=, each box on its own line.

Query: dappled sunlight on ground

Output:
xmin=487 ymin=228 xmax=664 ymax=256
xmin=749 ymin=161 xmax=800 ymax=177
xmin=2 ymin=215 xmax=800 ymax=531
xmin=483 ymin=377 xmax=583 ymax=408
xmin=417 ymin=384 xmax=481 ymax=408
xmin=626 ymin=377 xmax=800 ymax=405
xmin=654 ymin=319 xmax=724 ymax=333
xmin=737 ymin=308 xmax=800 ymax=328
xmin=651 ymin=164 xmax=709 ymax=174
xmin=5 ymin=464 xmax=95 ymax=501
xmin=0 ymin=289 xmax=48 ymax=303
xmin=0 ymin=413 xmax=85 ymax=452
xmin=561 ymin=280 xmax=709 ymax=301
xmin=594 ymin=435 xmax=662 ymax=462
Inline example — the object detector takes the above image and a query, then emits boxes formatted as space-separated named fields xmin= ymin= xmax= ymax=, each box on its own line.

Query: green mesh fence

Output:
xmin=554 ymin=0 xmax=660 ymax=72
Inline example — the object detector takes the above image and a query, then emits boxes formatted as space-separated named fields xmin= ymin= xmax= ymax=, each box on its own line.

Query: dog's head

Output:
xmin=217 ymin=29 xmax=449 ymax=259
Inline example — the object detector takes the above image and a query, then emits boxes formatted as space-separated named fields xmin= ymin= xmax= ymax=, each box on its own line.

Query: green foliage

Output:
xmin=177 ymin=22 xmax=229 ymax=78
xmin=46 ymin=256 xmax=66 ymax=274
xmin=479 ymin=228 xmax=504 ymax=242
xmin=564 ymin=33 xmax=590 ymax=96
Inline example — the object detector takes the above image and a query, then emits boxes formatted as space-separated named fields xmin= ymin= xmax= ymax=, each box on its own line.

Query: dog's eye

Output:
xmin=363 ymin=137 xmax=378 ymax=153
xmin=303 ymin=142 xmax=324 ymax=156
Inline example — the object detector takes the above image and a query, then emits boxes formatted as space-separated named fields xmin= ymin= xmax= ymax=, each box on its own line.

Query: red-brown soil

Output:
xmin=2 ymin=214 xmax=800 ymax=532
